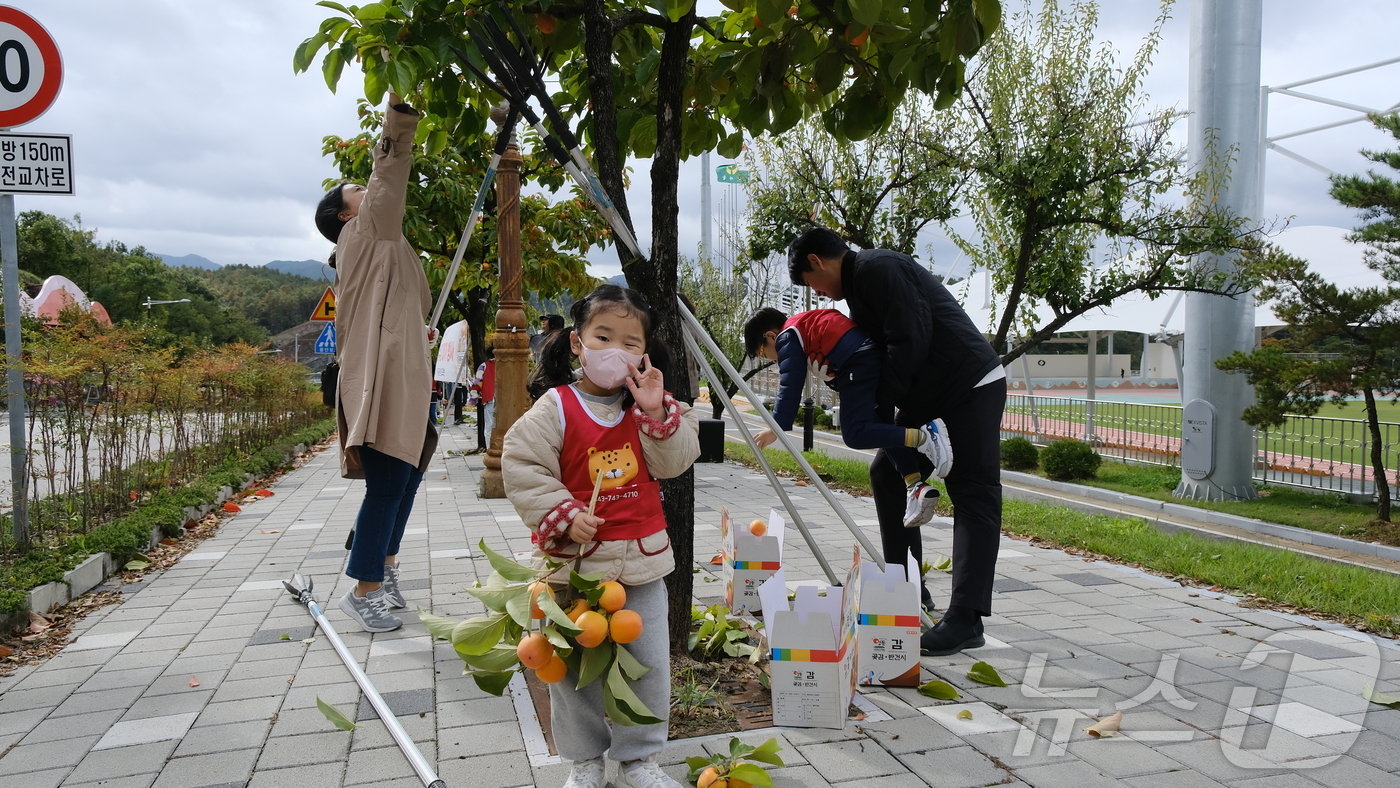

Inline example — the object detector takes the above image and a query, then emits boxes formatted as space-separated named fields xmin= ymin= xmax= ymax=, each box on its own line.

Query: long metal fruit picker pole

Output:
xmin=476 ymin=12 xmax=645 ymax=259
xmin=449 ymin=43 xmax=643 ymax=266
xmin=283 ymin=574 xmax=446 ymax=788
xmin=680 ymin=307 xmax=938 ymax=627
xmin=427 ymin=107 xmax=519 ymax=334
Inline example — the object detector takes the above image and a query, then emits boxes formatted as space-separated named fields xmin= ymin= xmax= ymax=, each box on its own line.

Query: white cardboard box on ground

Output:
xmin=721 ymin=507 xmax=784 ymax=615
xmin=854 ymin=551 xmax=922 ymax=687
xmin=756 ymin=548 xmax=860 ymax=729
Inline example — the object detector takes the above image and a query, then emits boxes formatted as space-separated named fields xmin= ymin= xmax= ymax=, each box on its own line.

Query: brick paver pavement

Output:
xmin=1 ymin=422 xmax=1397 ymax=787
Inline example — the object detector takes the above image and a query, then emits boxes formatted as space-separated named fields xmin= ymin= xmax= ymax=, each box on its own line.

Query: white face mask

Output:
xmin=580 ymin=345 xmax=643 ymax=389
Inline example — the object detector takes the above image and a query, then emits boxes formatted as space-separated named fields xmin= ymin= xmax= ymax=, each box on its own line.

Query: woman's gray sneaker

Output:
xmin=339 ymin=588 xmax=403 ymax=632
xmin=381 ymin=564 xmax=406 ymax=609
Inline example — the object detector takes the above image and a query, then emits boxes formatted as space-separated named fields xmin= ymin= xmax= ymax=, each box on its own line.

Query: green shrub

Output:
xmin=1041 ymin=439 xmax=1102 ymax=481
xmin=1001 ymin=437 xmax=1039 ymax=471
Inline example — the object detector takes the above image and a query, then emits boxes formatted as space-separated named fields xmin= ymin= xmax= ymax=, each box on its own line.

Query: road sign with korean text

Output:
xmin=0 ymin=132 xmax=71 ymax=195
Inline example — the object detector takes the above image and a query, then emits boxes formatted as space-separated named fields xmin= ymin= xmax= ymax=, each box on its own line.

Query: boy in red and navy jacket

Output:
xmin=743 ymin=307 xmax=952 ymax=527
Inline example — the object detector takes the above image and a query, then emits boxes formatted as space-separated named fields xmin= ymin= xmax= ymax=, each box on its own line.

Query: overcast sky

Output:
xmin=12 ymin=1 xmax=1400 ymax=282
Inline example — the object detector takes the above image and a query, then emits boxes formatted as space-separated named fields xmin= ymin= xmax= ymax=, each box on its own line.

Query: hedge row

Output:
xmin=0 ymin=419 xmax=336 ymax=616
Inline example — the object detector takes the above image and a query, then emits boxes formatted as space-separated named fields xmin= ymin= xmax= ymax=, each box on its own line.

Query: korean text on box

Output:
xmin=756 ymin=550 xmax=860 ymax=729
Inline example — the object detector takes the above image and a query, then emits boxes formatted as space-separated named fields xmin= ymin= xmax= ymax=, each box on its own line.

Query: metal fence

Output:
xmin=1002 ymin=393 xmax=1400 ymax=503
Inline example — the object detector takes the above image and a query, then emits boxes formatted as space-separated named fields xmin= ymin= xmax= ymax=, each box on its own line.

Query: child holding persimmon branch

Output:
xmin=502 ymin=284 xmax=700 ymax=788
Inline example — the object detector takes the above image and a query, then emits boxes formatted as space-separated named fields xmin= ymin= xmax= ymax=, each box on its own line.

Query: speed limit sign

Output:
xmin=0 ymin=7 xmax=62 ymax=128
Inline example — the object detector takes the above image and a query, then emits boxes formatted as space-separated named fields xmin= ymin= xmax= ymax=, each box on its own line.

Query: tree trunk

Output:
xmin=1363 ymin=386 xmax=1392 ymax=522
xmin=636 ymin=10 xmax=698 ymax=652
xmin=583 ymin=3 xmax=698 ymax=651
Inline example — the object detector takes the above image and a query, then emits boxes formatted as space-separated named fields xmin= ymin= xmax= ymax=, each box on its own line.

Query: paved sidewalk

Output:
xmin=1 ymin=423 xmax=1398 ymax=787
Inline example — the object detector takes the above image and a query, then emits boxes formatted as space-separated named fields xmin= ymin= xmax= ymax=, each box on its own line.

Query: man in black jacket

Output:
xmin=787 ymin=227 xmax=1007 ymax=655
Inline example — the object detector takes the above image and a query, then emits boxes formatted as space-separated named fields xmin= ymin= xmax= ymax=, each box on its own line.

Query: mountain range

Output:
xmin=156 ymin=253 xmax=333 ymax=281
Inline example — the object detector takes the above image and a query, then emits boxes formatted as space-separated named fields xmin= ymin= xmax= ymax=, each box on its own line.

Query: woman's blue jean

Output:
xmin=346 ymin=445 xmax=424 ymax=583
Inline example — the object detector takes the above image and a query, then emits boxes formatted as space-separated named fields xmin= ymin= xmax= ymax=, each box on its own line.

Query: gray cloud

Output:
xmin=16 ymin=0 xmax=1400 ymax=281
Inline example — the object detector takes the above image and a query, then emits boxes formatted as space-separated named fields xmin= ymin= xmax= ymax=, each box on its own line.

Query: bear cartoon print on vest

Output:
xmin=588 ymin=443 xmax=639 ymax=490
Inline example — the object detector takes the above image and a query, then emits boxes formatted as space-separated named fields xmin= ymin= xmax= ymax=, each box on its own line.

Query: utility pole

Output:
xmin=1176 ymin=0 xmax=1263 ymax=501
xmin=479 ymin=129 xmax=525 ymax=498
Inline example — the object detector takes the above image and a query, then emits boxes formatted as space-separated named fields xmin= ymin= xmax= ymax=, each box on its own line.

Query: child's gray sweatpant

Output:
xmin=549 ymin=577 xmax=670 ymax=763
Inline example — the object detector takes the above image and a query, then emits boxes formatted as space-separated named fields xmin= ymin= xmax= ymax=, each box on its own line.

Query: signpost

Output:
xmin=1 ymin=7 xmax=65 ymax=548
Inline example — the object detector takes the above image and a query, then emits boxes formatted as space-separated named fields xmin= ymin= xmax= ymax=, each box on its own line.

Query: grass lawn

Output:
xmin=723 ymin=441 xmax=1400 ymax=638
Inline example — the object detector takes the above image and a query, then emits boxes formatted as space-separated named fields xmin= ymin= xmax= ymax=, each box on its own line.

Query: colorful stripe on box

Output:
xmin=730 ymin=560 xmax=780 ymax=570
xmin=771 ymin=644 xmax=848 ymax=662
xmin=857 ymin=613 xmax=921 ymax=627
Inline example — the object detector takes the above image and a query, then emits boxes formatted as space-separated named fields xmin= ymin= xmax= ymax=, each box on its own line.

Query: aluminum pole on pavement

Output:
xmin=283 ymin=574 xmax=445 ymax=788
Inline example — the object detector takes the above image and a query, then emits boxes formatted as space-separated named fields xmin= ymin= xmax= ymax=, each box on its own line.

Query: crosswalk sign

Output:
xmin=314 ymin=323 xmax=337 ymax=355
xmin=310 ymin=287 xmax=336 ymax=321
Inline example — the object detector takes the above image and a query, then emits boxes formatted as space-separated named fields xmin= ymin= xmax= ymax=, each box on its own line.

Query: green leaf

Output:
xmin=321 ymin=46 xmax=347 ymax=92
xmin=605 ymin=661 xmax=663 ymax=725
xmin=614 ymin=643 xmax=652 ymax=681
xmin=966 ymin=661 xmax=1008 ymax=687
xmin=973 ymin=0 xmax=1002 ymax=35
xmin=316 ymin=0 xmax=353 ymax=14
xmin=728 ymin=763 xmax=774 ymax=787
xmin=464 ymin=583 xmax=525 ymax=614
xmin=460 ymin=644 xmax=521 ymax=673
xmin=450 ymin=614 xmax=508 ymax=656
xmin=575 ymin=643 xmax=611 ymax=689
xmin=468 ymin=669 xmax=515 ymax=696
xmin=425 ymin=128 xmax=448 ymax=157
xmin=847 ymin=0 xmax=882 ymax=28
xmin=746 ymin=736 xmax=786 ymax=766
xmin=813 ymin=51 xmax=845 ymax=95
xmin=293 ymin=33 xmax=328 ymax=74
xmin=316 ymin=697 xmax=359 ymax=730
xmin=124 ymin=559 xmax=150 ymax=571
xmin=418 ymin=610 xmax=459 ymax=641
xmin=629 ymin=114 xmax=658 ymax=158
xmin=536 ymin=590 xmax=583 ymax=635
xmin=364 ymin=65 xmax=387 ymax=106
xmin=917 ymin=679 xmax=961 ymax=700
xmin=666 ymin=0 xmax=696 ymax=23
xmin=717 ymin=130 xmax=745 ymax=159
xmin=1363 ymin=686 xmax=1400 ymax=709
xmin=478 ymin=540 xmax=537 ymax=582
xmin=957 ymin=708 xmax=974 ymax=720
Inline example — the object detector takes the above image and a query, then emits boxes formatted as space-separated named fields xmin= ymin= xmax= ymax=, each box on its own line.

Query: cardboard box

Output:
xmin=720 ymin=507 xmax=784 ymax=615
xmin=756 ymin=549 xmax=860 ymax=729
xmin=854 ymin=551 xmax=922 ymax=686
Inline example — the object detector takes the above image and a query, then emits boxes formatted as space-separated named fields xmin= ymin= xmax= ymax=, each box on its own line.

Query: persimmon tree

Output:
xmin=296 ymin=0 xmax=999 ymax=646
xmin=319 ymin=102 xmax=606 ymax=367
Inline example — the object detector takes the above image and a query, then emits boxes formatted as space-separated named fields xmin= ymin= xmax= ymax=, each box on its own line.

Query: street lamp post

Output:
xmin=143 ymin=297 xmax=191 ymax=311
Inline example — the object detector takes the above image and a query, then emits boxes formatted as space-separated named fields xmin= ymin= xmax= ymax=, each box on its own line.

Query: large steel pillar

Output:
xmin=1176 ymin=0 xmax=1263 ymax=501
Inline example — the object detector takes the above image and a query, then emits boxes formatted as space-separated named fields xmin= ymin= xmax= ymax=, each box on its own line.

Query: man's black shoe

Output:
xmin=920 ymin=585 xmax=937 ymax=612
xmin=919 ymin=606 xmax=984 ymax=656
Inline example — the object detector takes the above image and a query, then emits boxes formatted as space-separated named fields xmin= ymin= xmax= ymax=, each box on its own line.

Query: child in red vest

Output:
xmin=743 ymin=307 xmax=953 ymax=528
xmin=502 ymin=284 xmax=699 ymax=788
xmin=471 ymin=346 xmax=497 ymax=449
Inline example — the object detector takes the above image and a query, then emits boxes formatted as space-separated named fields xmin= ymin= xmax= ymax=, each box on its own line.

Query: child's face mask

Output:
xmin=581 ymin=345 xmax=643 ymax=389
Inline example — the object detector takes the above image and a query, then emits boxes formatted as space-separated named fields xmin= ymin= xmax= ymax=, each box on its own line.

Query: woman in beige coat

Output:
xmin=314 ymin=94 xmax=438 ymax=633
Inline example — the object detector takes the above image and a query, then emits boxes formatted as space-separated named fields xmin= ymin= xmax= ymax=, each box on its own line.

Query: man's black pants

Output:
xmin=871 ymin=378 xmax=1005 ymax=615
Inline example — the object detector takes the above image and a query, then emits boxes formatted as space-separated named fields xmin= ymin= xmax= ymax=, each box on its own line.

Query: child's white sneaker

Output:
xmin=903 ymin=482 xmax=940 ymax=528
xmin=562 ymin=756 xmax=605 ymax=788
xmin=917 ymin=419 xmax=954 ymax=478
xmin=618 ymin=757 xmax=681 ymax=787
